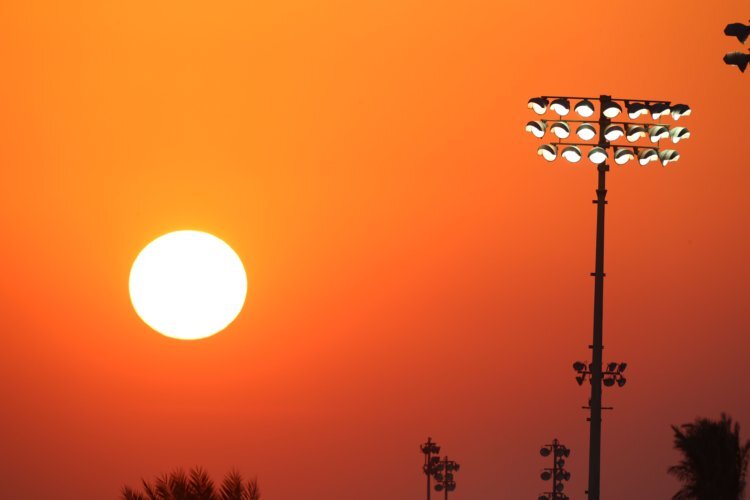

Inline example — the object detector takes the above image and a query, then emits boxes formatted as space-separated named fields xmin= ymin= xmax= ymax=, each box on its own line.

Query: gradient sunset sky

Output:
xmin=1 ymin=1 xmax=749 ymax=498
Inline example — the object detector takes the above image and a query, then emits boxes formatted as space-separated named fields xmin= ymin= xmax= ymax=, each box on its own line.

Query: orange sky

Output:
xmin=0 ymin=1 xmax=748 ymax=498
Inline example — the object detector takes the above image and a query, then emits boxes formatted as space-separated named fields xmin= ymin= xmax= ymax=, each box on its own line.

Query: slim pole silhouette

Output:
xmin=588 ymin=155 xmax=607 ymax=500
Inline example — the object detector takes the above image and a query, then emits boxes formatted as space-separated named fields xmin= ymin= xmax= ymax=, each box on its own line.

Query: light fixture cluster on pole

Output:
xmin=433 ymin=456 xmax=460 ymax=499
xmin=420 ymin=438 xmax=460 ymax=500
xmin=538 ymin=439 xmax=571 ymax=500
xmin=574 ymin=361 xmax=627 ymax=388
xmin=525 ymin=96 xmax=691 ymax=167
xmin=723 ymin=21 xmax=750 ymax=73
xmin=525 ymin=94 xmax=692 ymax=500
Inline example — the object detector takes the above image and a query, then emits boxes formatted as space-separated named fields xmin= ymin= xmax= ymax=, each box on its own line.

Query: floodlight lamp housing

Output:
xmin=576 ymin=123 xmax=596 ymax=141
xmin=562 ymin=146 xmax=582 ymax=163
xmin=526 ymin=120 xmax=546 ymax=138
xmin=573 ymin=361 xmax=586 ymax=371
xmin=602 ymin=100 xmax=622 ymax=118
xmin=588 ymin=147 xmax=608 ymax=164
xmin=614 ymin=148 xmax=635 ymax=165
xmin=627 ymin=102 xmax=649 ymax=119
xmin=538 ymin=144 xmax=557 ymax=161
xmin=550 ymin=98 xmax=571 ymax=116
xmin=575 ymin=99 xmax=595 ymax=118
xmin=670 ymin=104 xmax=691 ymax=120
xmin=551 ymin=121 xmax=571 ymax=139
xmin=540 ymin=447 xmax=551 ymax=457
xmin=528 ymin=97 xmax=549 ymax=114
xmin=650 ymin=102 xmax=671 ymax=119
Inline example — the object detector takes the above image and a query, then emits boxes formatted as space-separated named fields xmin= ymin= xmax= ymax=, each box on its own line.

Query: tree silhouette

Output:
xmin=121 ymin=467 xmax=260 ymax=500
xmin=669 ymin=413 xmax=750 ymax=500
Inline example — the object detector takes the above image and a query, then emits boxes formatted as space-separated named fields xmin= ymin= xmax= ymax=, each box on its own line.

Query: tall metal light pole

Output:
xmin=421 ymin=437 xmax=441 ymax=500
xmin=525 ymin=95 xmax=692 ymax=500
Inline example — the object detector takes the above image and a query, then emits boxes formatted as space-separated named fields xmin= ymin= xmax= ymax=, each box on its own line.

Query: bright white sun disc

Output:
xmin=129 ymin=230 xmax=247 ymax=340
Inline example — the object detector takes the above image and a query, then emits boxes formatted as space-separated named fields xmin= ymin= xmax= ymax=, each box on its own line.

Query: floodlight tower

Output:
xmin=538 ymin=439 xmax=571 ymax=500
xmin=433 ymin=456 xmax=460 ymax=500
xmin=525 ymin=95 xmax=692 ymax=500
xmin=421 ymin=437 xmax=442 ymax=500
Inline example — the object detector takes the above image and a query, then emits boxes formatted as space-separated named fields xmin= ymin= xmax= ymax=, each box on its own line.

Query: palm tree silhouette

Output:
xmin=121 ymin=467 xmax=260 ymax=500
xmin=669 ymin=413 xmax=750 ymax=500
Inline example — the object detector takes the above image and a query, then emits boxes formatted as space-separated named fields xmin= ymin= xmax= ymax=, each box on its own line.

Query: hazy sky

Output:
xmin=1 ymin=1 xmax=748 ymax=498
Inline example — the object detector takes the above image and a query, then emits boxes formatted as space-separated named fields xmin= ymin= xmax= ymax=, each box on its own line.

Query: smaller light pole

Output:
xmin=434 ymin=456 xmax=460 ymax=500
xmin=421 ymin=437 xmax=441 ymax=500
xmin=538 ymin=439 xmax=571 ymax=500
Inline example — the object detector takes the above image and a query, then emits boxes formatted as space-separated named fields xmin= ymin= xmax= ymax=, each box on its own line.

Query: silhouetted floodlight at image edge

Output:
xmin=723 ymin=51 xmax=750 ymax=72
xmin=723 ymin=21 xmax=750 ymax=73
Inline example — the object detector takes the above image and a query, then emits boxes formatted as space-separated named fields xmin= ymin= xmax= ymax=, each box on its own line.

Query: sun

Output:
xmin=129 ymin=230 xmax=247 ymax=340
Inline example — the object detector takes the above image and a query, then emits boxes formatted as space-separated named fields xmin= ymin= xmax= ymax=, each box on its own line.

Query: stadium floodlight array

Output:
xmin=525 ymin=95 xmax=691 ymax=167
xmin=538 ymin=439 xmax=572 ymax=500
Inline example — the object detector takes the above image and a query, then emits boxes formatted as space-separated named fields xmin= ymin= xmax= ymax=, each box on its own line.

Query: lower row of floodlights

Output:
xmin=527 ymin=97 xmax=691 ymax=121
xmin=536 ymin=144 xmax=680 ymax=166
xmin=525 ymin=120 xmax=690 ymax=144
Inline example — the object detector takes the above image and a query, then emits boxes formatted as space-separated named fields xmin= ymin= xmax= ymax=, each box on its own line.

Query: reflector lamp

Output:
xmin=602 ymin=101 xmax=622 ymax=118
xmin=561 ymin=146 xmax=582 ymax=163
xmin=525 ymin=120 xmax=546 ymax=138
xmin=614 ymin=148 xmax=635 ymax=165
xmin=627 ymin=102 xmax=649 ymax=119
xmin=626 ymin=124 xmax=647 ymax=142
xmin=603 ymin=124 xmax=624 ymax=141
xmin=648 ymin=125 xmax=670 ymax=143
xmin=538 ymin=144 xmax=557 ymax=161
xmin=575 ymin=99 xmax=595 ymax=117
xmin=576 ymin=123 xmax=596 ymax=141
xmin=669 ymin=127 xmax=690 ymax=143
xmin=650 ymin=102 xmax=671 ymax=119
xmin=670 ymin=104 xmax=691 ymax=120
xmin=659 ymin=149 xmax=680 ymax=166
xmin=528 ymin=97 xmax=549 ymax=114
xmin=588 ymin=147 xmax=608 ymax=164
xmin=638 ymin=148 xmax=658 ymax=165
xmin=550 ymin=98 xmax=570 ymax=116
xmin=550 ymin=121 xmax=571 ymax=139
